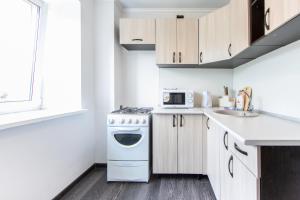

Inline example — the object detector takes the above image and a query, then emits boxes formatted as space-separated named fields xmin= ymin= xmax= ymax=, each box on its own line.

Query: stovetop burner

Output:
xmin=112 ymin=107 xmax=153 ymax=114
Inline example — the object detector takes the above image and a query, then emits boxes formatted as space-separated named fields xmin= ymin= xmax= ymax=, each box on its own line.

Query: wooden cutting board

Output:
xmin=243 ymin=87 xmax=252 ymax=111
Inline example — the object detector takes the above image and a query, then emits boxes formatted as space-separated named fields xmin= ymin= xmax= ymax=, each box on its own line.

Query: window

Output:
xmin=0 ymin=0 xmax=46 ymax=114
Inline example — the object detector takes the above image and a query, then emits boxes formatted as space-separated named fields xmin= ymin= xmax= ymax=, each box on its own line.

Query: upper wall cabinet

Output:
xmin=264 ymin=0 xmax=300 ymax=34
xmin=120 ymin=18 xmax=156 ymax=50
xmin=119 ymin=0 xmax=300 ymax=68
xmin=155 ymin=19 xmax=177 ymax=65
xmin=229 ymin=0 xmax=250 ymax=57
xmin=199 ymin=5 xmax=230 ymax=64
xmin=156 ymin=18 xmax=199 ymax=66
xmin=198 ymin=0 xmax=250 ymax=65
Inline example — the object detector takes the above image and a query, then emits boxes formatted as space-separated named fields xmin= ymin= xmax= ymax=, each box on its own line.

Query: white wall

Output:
xmin=121 ymin=51 xmax=159 ymax=107
xmin=233 ymin=40 xmax=300 ymax=119
xmin=114 ymin=1 xmax=125 ymax=109
xmin=160 ymin=68 xmax=233 ymax=107
xmin=94 ymin=0 xmax=117 ymax=163
xmin=0 ymin=0 xmax=96 ymax=199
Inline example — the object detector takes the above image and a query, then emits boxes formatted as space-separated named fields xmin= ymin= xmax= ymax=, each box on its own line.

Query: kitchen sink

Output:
xmin=214 ymin=109 xmax=259 ymax=117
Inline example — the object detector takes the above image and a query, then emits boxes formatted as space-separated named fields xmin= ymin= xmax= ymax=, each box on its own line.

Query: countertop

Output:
xmin=152 ymin=107 xmax=300 ymax=146
xmin=152 ymin=107 xmax=204 ymax=114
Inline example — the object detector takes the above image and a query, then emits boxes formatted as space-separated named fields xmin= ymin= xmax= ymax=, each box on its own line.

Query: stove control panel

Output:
xmin=107 ymin=114 xmax=150 ymax=127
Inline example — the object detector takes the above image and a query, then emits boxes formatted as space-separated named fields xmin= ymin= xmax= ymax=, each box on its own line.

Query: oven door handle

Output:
xmin=113 ymin=128 xmax=141 ymax=133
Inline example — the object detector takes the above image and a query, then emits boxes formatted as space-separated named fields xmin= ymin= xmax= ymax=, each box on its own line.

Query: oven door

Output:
xmin=162 ymin=92 xmax=186 ymax=107
xmin=107 ymin=127 xmax=149 ymax=161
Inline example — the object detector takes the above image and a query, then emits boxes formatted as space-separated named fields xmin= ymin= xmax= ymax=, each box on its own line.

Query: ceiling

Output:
xmin=119 ymin=0 xmax=229 ymax=9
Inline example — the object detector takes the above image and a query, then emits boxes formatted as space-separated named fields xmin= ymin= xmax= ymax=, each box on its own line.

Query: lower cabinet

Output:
xmin=178 ymin=114 xmax=203 ymax=174
xmin=231 ymin=154 xmax=260 ymax=200
xmin=153 ymin=114 xmax=203 ymax=174
xmin=207 ymin=117 xmax=260 ymax=200
xmin=152 ymin=114 xmax=178 ymax=173
xmin=206 ymin=118 xmax=221 ymax=199
xmin=220 ymin=131 xmax=234 ymax=200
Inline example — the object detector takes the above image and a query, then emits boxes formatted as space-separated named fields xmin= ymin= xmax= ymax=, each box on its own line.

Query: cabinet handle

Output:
xmin=180 ymin=115 xmax=184 ymax=127
xmin=228 ymin=155 xmax=234 ymax=178
xmin=206 ymin=118 xmax=210 ymax=130
xmin=173 ymin=115 xmax=177 ymax=127
xmin=173 ymin=52 xmax=176 ymax=63
xmin=234 ymin=143 xmax=248 ymax=156
xmin=179 ymin=52 xmax=182 ymax=63
xmin=223 ymin=131 xmax=228 ymax=150
xmin=199 ymin=52 xmax=203 ymax=63
xmin=265 ymin=8 xmax=270 ymax=31
xmin=228 ymin=43 xmax=232 ymax=57
xmin=132 ymin=38 xmax=143 ymax=42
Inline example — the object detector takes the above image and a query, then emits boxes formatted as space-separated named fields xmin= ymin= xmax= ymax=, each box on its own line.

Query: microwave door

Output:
xmin=163 ymin=93 xmax=185 ymax=105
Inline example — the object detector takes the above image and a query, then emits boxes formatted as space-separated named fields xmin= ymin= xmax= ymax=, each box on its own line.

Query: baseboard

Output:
xmin=52 ymin=163 xmax=107 ymax=200
xmin=94 ymin=163 xmax=107 ymax=168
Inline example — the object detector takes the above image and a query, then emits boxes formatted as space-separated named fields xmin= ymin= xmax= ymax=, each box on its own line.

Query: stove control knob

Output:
xmin=128 ymin=119 xmax=132 ymax=124
xmin=142 ymin=119 xmax=147 ymax=124
xmin=135 ymin=119 xmax=140 ymax=124
xmin=109 ymin=119 xmax=115 ymax=124
xmin=120 ymin=119 xmax=125 ymax=124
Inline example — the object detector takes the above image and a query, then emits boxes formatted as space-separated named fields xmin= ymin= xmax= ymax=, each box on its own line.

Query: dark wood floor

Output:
xmin=59 ymin=167 xmax=216 ymax=200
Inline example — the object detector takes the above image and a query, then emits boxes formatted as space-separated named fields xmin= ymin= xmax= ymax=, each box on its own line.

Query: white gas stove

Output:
xmin=107 ymin=107 xmax=152 ymax=182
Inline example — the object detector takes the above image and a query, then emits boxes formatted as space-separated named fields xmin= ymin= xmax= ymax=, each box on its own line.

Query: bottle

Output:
xmin=202 ymin=90 xmax=213 ymax=108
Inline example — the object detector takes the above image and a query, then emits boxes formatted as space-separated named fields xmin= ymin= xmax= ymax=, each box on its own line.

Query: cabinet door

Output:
xmin=199 ymin=13 xmax=216 ymax=64
xmin=199 ymin=7 xmax=230 ymax=64
xmin=220 ymin=131 xmax=234 ymax=200
xmin=232 ymin=155 xmax=260 ymax=200
xmin=177 ymin=19 xmax=199 ymax=64
xmin=156 ymin=19 xmax=177 ymax=64
xmin=120 ymin=18 xmax=156 ymax=44
xmin=215 ymin=5 xmax=231 ymax=61
xmin=207 ymin=119 xmax=221 ymax=199
xmin=153 ymin=114 xmax=178 ymax=173
xmin=229 ymin=0 xmax=250 ymax=56
xmin=265 ymin=0 xmax=300 ymax=34
xmin=199 ymin=16 xmax=208 ymax=64
xmin=178 ymin=115 xmax=203 ymax=174
xmin=202 ymin=116 xmax=208 ymax=174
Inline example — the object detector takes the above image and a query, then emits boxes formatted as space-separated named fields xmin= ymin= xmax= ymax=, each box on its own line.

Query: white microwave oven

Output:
xmin=161 ymin=89 xmax=194 ymax=108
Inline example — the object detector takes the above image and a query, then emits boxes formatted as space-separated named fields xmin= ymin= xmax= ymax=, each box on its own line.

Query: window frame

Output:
xmin=0 ymin=0 xmax=48 ymax=115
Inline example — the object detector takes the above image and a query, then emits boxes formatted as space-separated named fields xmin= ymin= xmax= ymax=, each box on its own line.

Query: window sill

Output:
xmin=0 ymin=108 xmax=87 ymax=132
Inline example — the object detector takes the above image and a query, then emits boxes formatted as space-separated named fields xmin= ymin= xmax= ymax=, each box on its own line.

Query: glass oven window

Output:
xmin=114 ymin=134 xmax=142 ymax=146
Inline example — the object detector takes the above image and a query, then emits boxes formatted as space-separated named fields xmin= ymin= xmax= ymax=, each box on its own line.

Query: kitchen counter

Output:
xmin=152 ymin=107 xmax=204 ymax=114
xmin=152 ymin=107 xmax=300 ymax=146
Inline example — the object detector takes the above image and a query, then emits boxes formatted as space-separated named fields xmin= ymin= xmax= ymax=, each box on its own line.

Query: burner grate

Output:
xmin=112 ymin=107 xmax=153 ymax=114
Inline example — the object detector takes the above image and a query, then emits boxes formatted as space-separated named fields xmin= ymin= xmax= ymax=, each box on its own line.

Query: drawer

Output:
xmin=228 ymin=134 xmax=261 ymax=178
xmin=107 ymin=161 xmax=150 ymax=182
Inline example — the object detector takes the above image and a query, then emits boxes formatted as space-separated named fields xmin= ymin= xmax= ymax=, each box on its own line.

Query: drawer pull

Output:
xmin=234 ymin=143 xmax=248 ymax=156
xmin=172 ymin=115 xmax=177 ymax=127
xmin=173 ymin=52 xmax=176 ymax=63
xmin=223 ymin=131 xmax=228 ymax=150
xmin=265 ymin=8 xmax=270 ymax=31
xmin=179 ymin=52 xmax=182 ymax=63
xmin=206 ymin=118 xmax=210 ymax=130
xmin=199 ymin=52 xmax=203 ymax=63
xmin=180 ymin=115 xmax=184 ymax=127
xmin=132 ymin=38 xmax=143 ymax=42
xmin=228 ymin=155 xmax=233 ymax=178
xmin=228 ymin=43 xmax=232 ymax=57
